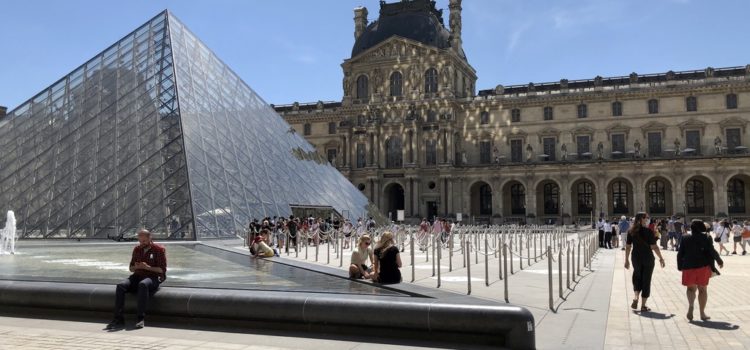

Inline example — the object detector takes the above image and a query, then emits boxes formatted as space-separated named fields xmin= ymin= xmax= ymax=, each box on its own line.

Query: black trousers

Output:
xmin=598 ymin=230 xmax=605 ymax=247
xmin=604 ymin=232 xmax=613 ymax=249
xmin=632 ymin=260 xmax=655 ymax=298
xmin=114 ymin=274 xmax=160 ymax=319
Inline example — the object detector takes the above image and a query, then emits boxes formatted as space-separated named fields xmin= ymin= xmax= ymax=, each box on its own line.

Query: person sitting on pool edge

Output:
xmin=349 ymin=234 xmax=374 ymax=279
xmin=106 ymin=229 xmax=167 ymax=330
xmin=251 ymin=229 xmax=279 ymax=258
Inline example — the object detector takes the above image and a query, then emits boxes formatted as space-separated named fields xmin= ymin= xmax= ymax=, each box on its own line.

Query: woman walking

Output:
xmin=625 ymin=212 xmax=666 ymax=312
xmin=677 ymin=220 xmax=723 ymax=321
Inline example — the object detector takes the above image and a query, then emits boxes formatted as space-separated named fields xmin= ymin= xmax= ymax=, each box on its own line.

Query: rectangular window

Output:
xmin=511 ymin=109 xmax=521 ymax=123
xmin=327 ymin=149 xmax=337 ymax=164
xmin=647 ymin=132 xmax=662 ymax=157
xmin=479 ymin=141 xmax=491 ymax=164
xmin=576 ymin=135 xmax=590 ymax=155
xmin=303 ymin=123 xmax=311 ymax=136
xmin=686 ymin=130 xmax=701 ymax=155
xmin=328 ymin=122 xmax=336 ymax=134
xmin=727 ymin=94 xmax=738 ymax=109
xmin=425 ymin=140 xmax=437 ymax=165
xmin=543 ymin=107 xmax=553 ymax=121
xmin=356 ymin=143 xmax=366 ymax=168
xmin=727 ymin=128 xmax=742 ymax=150
xmin=612 ymin=102 xmax=622 ymax=116
xmin=543 ymin=137 xmax=556 ymax=161
xmin=510 ymin=139 xmax=523 ymax=163
xmin=611 ymin=134 xmax=625 ymax=157
xmin=577 ymin=104 xmax=588 ymax=118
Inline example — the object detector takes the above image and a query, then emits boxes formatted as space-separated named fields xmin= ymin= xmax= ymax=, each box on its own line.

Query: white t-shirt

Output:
xmin=603 ymin=222 xmax=612 ymax=233
xmin=351 ymin=246 xmax=373 ymax=266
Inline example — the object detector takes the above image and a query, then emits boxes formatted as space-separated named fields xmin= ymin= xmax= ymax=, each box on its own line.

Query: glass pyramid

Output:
xmin=0 ymin=11 xmax=372 ymax=239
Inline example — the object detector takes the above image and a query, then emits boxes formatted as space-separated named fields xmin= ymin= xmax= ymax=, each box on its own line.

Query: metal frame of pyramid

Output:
xmin=0 ymin=11 xmax=373 ymax=240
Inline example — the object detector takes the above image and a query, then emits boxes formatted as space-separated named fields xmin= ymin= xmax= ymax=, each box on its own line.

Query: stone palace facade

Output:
xmin=275 ymin=0 xmax=750 ymax=225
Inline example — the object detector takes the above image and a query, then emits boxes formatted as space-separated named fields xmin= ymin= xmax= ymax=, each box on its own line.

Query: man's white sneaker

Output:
xmin=135 ymin=319 xmax=145 ymax=329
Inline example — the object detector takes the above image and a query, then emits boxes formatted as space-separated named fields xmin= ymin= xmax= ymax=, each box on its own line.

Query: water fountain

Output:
xmin=0 ymin=210 xmax=16 ymax=255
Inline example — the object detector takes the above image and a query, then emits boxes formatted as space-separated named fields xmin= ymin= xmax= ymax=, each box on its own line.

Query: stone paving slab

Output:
xmin=0 ymin=314 xmax=487 ymax=350
xmin=606 ymin=243 xmax=749 ymax=349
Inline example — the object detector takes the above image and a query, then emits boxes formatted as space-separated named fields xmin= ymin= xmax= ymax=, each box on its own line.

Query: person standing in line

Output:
xmin=597 ymin=218 xmax=605 ymax=248
xmin=603 ymin=219 xmax=613 ymax=249
xmin=106 ymin=229 xmax=167 ymax=330
xmin=673 ymin=217 xmax=685 ymax=252
xmin=731 ymin=220 xmax=745 ymax=255
xmin=715 ymin=220 xmax=731 ymax=256
xmin=619 ymin=216 xmax=630 ymax=251
xmin=677 ymin=220 xmax=723 ymax=321
xmin=611 ymin=217 xmax=619 ymax=249
xmin=625 ymin=212 xmax=666 ymax=312
xmin=667 ymin=217 xmax=677 ymax=250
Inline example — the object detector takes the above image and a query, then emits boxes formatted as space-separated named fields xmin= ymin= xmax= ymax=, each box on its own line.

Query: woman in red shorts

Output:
xmin=677 ymin=220 xmax=723 ymax=321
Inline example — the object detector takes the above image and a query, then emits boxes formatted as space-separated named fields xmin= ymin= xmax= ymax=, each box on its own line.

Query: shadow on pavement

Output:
xmin=635 ymin=311 xmax=675 ymax=320
xmin=689 ymin=320 xmax=741 ymax=331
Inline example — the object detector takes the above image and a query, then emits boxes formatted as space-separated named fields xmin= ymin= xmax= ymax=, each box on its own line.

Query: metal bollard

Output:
xmin=315 ymin=236 xmax=320 ymax=262
xmin=534 ymin=233 xmax=538 ymax=263
xmin=558 ymin=244 xmax=563 ymax=299
xmin=519 ymin=238 xmax=524 ymax=270
xmin=485 ymin=236 xmax=489 ymax=287
xmin=449 ymin=233 xmax=453 ymax=272
xmin=466 ymin=239 xmax=472 ymax=295
xmin=503 ymin=243 xmax=509 ymax=303
xmin=547 ymin=246 xmax=553 ymax=311
xmin=305 ymin=234 xmax=309 ymax=260
xmin=437 ymin=234 xmax=442 ymax=288
xmin=326 ymin=234 xmax=330 ymax=265
xmin=431 ymin=234 xmax=436 ymax=277
xmin=577 ymin=241 xmax=581 ymax=276
xmin=510 ymin=238 xmax=514 ymax=274
xmin=295 ymin=234 xmax=299 ymax=258
xmin=526 ymin=234 xmax=531 ymax=266
xmin=410 ymin=230 xmax=415 ymax=283
xmin=339 ymin=234 xmax=344 ymax=267
xmin=566 ymin=243 xmax=571 ymax=289
xmin=571 ymin=242 xmax=576 ymax=283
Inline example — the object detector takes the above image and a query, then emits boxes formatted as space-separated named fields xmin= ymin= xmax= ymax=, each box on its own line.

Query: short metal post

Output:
xmin=503 ymin=243 xmax=509 ymax=303
xmin=466 ymin=239 xmax=472 ymax=295
xmin=437 ymin=235 xmax=442 ymax=288
xmin=534 ymin=233 xmax=538 ymax=263
xmin=410 ymin=230 xmax=415 ymax=282
xmin=431 ymin=233 xmax=436 ymax=277
xmin=519 ymin=238 xmax=524 ymax=270
xmin=485 ymin=236 xmax=489 ymax=286
xmin=305 ymin=233 xmax=309 ymax=260
xmin=315 ymin=235 xmax=320 ymax=262
xmin=547 ymin=246 xmax=554 ymax=311
xmin=449 ymin=233 xmax=453 ymax=272
xmin=326 ymin=232 xmax=330 ymax=264
xmin=577 ymin=241 xmax=581 ymax=276
xmin=558 ymin=244 xmax=563 ymax=299
xmin=526 ymin=234 xmax=531 ymax=266
xmin=509 ymin=238 xmax=514 ymax=274
xmin=571 ymin=242 xmax=576 ymax=283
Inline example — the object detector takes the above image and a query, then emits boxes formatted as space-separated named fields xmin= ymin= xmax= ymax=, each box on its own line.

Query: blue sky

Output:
xmin=1 ymin=0 xmax=748 ymax=110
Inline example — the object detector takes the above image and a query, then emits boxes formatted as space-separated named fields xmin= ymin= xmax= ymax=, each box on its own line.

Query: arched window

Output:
xmin=389 ymin=71 xmax=403 ymax=97
xmin=686 ymin=96 xmax=697 ymax=112
xmin=647 ymin=99 xmax=659 ymax=114
xmin=686 ymin=179 xmax=705 ymax=213
xmin=727 ymin=93 xmax=738 ymax=109
xmin=577 ymin=104 xmax=588 ymax=118
xmin=611 ymin=181 xmax=629 ymax=214
xmin=510 ymin=184 xmax=526 ymax=215
xmin=480 ymin=111 xmax=489 ymax=125
xmin=577 ymin=182 xmax=593 ymax=214
xmin=543 ymin=183 xmax=559 ymax=215
xmin=728 ymin=178 xmax=746 ymax=213
xmin=385 ymin=137 xmax=403 ymax=168
xmin=647 ymin=180 xmax=666 ymax=214
xmin=479 ymin=184 xmax=492 ymax=215
xmin=356 ymin=75 xmax=368 ymax=99
xmin=612 ymin=101 xmax=622 ymax=116
xmin=424 ymin=68 xmax=438 ymax=93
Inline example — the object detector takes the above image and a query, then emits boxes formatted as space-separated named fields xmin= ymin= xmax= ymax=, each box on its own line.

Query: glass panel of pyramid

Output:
xmin=0 ymin=10 xmax=372 ymax=239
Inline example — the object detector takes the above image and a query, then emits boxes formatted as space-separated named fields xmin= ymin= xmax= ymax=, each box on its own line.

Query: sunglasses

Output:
xmin=364 ymin=242 xmax=371 ymax=245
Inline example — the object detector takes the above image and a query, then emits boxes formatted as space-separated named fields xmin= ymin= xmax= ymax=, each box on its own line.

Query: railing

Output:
xmin=262 ymin=224 xmax=600 ymax=312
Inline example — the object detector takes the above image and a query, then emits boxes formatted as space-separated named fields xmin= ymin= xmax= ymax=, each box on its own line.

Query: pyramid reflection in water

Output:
xmin=0 ymin=11 xmax=371 ymax=239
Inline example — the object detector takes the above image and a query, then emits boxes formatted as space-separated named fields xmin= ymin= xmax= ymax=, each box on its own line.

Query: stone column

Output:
xmin=715 ymin=174 xmax=727 ymax=216
xmin=447 ymin=177 xmax=455 ymax=215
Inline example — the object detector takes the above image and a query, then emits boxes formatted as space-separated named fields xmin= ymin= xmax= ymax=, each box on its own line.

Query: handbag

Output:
xmin=714 ymin=236 xmax=721 ymax=243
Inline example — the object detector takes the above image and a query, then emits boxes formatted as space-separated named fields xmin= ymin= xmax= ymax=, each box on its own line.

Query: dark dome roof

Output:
xmin=351 ymin=1 xmax=464 ymax=59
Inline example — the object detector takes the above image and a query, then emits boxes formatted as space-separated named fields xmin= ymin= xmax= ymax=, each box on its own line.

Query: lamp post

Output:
xmin=560 ymin=200 xmax=565 ymax=226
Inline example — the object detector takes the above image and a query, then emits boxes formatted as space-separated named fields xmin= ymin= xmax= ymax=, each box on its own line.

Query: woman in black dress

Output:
xmin=373 ymin=231 xmax=402 ymax=284
xmin=624 ymin=212 xmax=666 ymax=312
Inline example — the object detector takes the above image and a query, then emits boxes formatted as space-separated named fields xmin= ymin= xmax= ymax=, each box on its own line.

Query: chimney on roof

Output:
xmin=0 ymin=106 xmax=7 ymax=118
xmin=449 ymin=0 xmax=462 ymax=50
xmin=354 ymin=7 xmax=368 ymax=40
